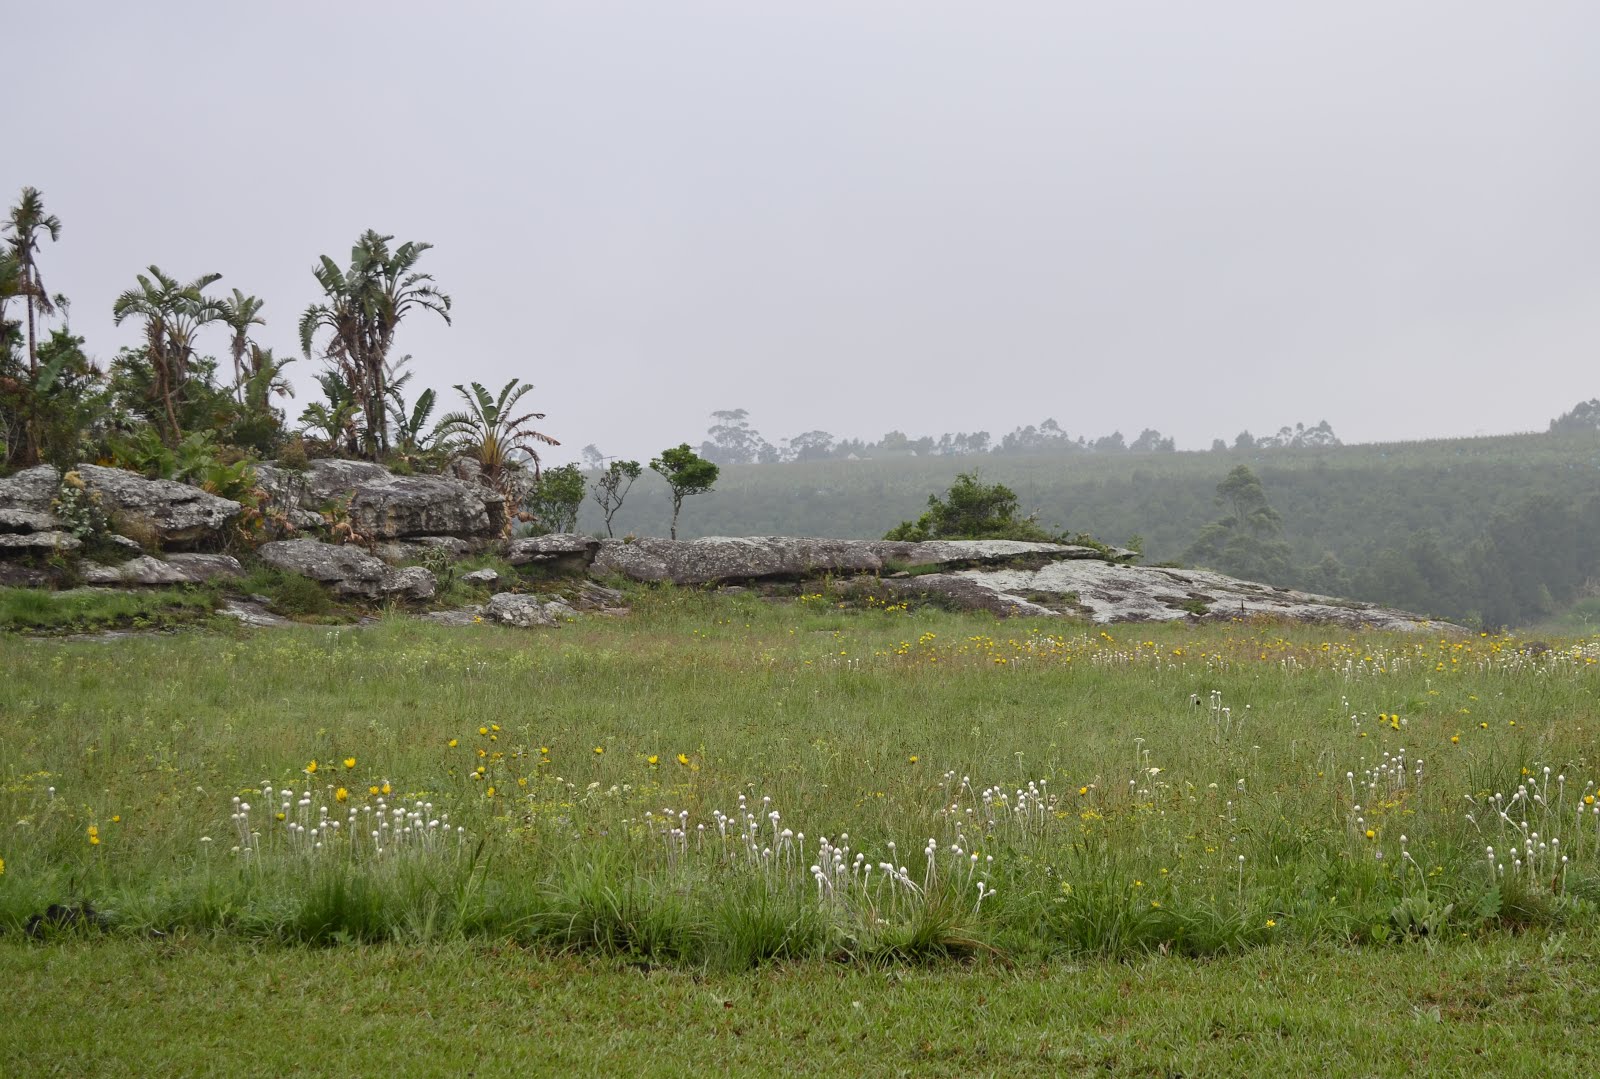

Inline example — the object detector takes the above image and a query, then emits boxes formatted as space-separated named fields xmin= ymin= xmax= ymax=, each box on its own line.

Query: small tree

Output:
xmin=524 ymin=463 xmax=585 ymax=533
xmin=885 ymin=471 xmax=1054 ymax=542
xmin=591 ymin=458 xmax=642 ymax=537
xmin=650 ymin=443 xmax=719 ymax=539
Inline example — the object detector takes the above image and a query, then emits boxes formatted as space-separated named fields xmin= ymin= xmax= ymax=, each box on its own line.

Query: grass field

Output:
xmin=3 ymin=588 xmax=1599 ymax=1073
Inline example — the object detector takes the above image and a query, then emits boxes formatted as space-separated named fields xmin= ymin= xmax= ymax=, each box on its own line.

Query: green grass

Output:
xmin=5 ymin=935 xmax=1600 ymax=1075
xmin=0 ymin=585 xmax=218 ymax=633
xmin=2 ymin=590 xmax=1600 ymax=1068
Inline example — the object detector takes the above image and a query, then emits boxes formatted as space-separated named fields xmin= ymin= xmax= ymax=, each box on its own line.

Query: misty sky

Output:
xmin=10 ymin=2 xmax=1600 ymax=463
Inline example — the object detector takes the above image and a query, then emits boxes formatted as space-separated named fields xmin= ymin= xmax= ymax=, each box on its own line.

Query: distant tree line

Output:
xmin=692 ymin=409 xmax=1348 ymax=465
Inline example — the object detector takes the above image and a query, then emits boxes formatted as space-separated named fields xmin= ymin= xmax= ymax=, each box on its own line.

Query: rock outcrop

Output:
xmin=587 ymin=535 xmax=1121 ymax=586
xmin=80 ymin=553 xmax=244 ymax=587
xmin=0 ymin=464 xmax=240 ymax=553
xmin=255 ymin=459 xmax=503 ymax=550
xmin=579 ymin=535 xmax=1450 ymax=630
xmin=257 ymin=538 xmax=437 ymax=600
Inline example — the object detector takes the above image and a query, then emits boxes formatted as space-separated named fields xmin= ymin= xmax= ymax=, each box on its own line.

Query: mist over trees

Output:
xmin=696 ymin=409 xmax=1339 ymax=464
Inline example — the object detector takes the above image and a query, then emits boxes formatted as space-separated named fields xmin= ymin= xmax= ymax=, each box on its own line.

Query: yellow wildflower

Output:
xmin=344 ymin=757 xmax=356 ymax=770
xmin=677 ymin=753 xmax=690 ymax=766
xmin=647 ymin=755 xmax=659 ymax=766
xmin=448 ymin=739 xmax=458 ymax=748
xmin=305 ymin=760 xmax=318 ymax=775
xmin=335 ymin=787 xmax=348 ymax=803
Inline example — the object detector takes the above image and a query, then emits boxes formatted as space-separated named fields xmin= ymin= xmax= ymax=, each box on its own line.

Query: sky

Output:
xmin=9 ymin=2 xmax=1600 ymax=462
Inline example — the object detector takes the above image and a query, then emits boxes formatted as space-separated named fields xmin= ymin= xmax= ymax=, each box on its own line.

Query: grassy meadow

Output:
xmin=4 ymin=589 xmax=1600 ymax=1072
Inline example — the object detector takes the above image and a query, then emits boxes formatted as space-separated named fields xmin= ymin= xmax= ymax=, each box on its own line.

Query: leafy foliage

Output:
xmin=523 ymin=463 xmax=585 ymax=534
xmin=649 ymin=444 xmax=719 ymax=540
xmin=885 ymin=471 xmax=1055 ymax=543
xmin=590 ymin=458 xmax=643 ymax=538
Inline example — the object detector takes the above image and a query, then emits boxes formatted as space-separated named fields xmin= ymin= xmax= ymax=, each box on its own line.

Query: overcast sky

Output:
xmin=10 ymin=2 xmax=1599 ymax=461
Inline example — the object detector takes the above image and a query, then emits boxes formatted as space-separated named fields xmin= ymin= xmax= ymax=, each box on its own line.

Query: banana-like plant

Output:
xmin=433 ymin=379 xmax=559 ymax=485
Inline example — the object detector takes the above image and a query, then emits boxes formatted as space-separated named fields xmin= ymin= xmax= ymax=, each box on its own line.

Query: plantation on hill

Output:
xmin=584 ymin=429 xmax=1600 ymax=629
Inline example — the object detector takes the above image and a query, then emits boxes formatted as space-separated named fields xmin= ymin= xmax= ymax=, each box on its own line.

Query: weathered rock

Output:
xmin=418 ymin=607 xmax=486 ymax=627
xmin=484 ymin=592 xmax=556 ymax=628
xmin=0 ymin=465 xmax=63 ymax=512
xmin=81 ymin=556 xmax=193 ymax=586
xmin=461 ymin=568 xmax=500 ymax=585
xmin=887 ymin=560 xmax=1451 ymax=630
xmin=259 ymin=538 xmax=386 ymax=595
xmin=382 ymin=565 xmax=438 ymax=601
xmin=75 ymin=464 xmax=241 ymax=549
xmin=218 ymin=599 xmax=297 ymax=628
xmin=591 ymin=536 xmax=884 ymax=584
xmin=0 ymin=507 xmax=60 ymax=534
xmin=256 ymin=460 xmax=501 ymax=543
xmin=570 ymin=579 xmax=625 ymax=611
xmin=164 ymin=553 xmax=245 ymax=582
xmin=372 ymin=536 xmax=473 ymax=565
xmin=587 ymin=536 xmax=1112 ymax=587
xmin=543 ymin=599 xmax=577 ymax=621
xmin=0 ymin=530 xmax=80 ymax=553
xmin=506 ymin=534 xmax=601 ymax=567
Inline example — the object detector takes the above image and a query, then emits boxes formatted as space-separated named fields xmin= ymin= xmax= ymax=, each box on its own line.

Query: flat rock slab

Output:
xmin=893 ymin=560 xmax=1454 ymax=630
xmin=506 ymin=534 xmax=601 ymax=565
xmin=588 ymin=536 xmax=1109 ymax=586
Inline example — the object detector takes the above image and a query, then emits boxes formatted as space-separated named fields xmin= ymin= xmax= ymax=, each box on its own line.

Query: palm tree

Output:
xmin=111 ymin=266 xmax=225 ymax=442
xmin=299 ymin=370 xmax=361 ymax=454
xmin=299 ymin=230 xmax=451 ymax=458
xmin=4 ymin=187 xmax=62 ymax=377
xmin=0 ymin=247 xmax=22 ymax=363
xmin=218 ymin=289 xmax=266 ymax=402
xmin=384 ymin=359 xmax=439 ymax=455
xmin=433 ymin=379 xmax=559 ymax=487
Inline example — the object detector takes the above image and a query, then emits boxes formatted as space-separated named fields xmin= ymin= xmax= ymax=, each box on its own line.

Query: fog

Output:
xmin=10 ymin=1 xmax=1599 ymax=461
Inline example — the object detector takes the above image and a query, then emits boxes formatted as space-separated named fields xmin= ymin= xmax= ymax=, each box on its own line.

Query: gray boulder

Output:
xmin=75 ymin=464 xmax=241 ymax=548
xmin=257 ymin=538 xmax=437 ymax=601
xmin=484 ymin=592 xmax=556 ymax=628
xmin=255 ymin=459 xmax=502 ymax=543
xmin=0 ymin=465 xmax=64 ymax=512
xmin=164 ymin=553 xmax=245 ymax=582
xmin=461 ymin=568 xmax=500 ymax=585
xmin=506 ymin=533 xmax=601 ymax=571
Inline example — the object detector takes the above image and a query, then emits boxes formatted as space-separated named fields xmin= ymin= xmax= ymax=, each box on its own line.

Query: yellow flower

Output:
xmin=1078 ymin=786 xmax=1089 ymax=796
xmin=381 ymin=782 xmax=391 ymax=796
xmin=594 ymin=746 xmax=604 ymax=755
xmin=335 ymin=787 xmax=349 ymax=803
xmin=1479 ymin=722 xmax=1488 ymax=729
xmin=344 ymin=757 xmax=356 ymax=770
xmin=1450 ymin=735 xmax=1460 ymax=744
xmin=87 ymin=825 xmax=100 ymax=846
xmin=647 ymin=755 xmax=659 ymax=766
xmin=479 ymin=727 xmax=489 ymax=736
xmin=491 ymin=724 xmax=501 ymax=732
xmin=448 ymin=739 xmax=458 ymax=748
xmin=539 ymin=746 xmax=550 ymax=756
xmin=1365 ymin=829 xmax=1376 ymax=840
xmin=110 ymin=815 xmax=121 ymax=824
xmin=475 ymin=766 xmax=486 ymax=776
xmin=276 ymin=812 xmax=286 ymax=821
xmin=369 ymin=785 xmax=380 ymax=796
xmin=486 ymin=786 xmax=496 ymax=797
xmin=1266 ymin=919 xmax=1277 ymax=928
xmin=677 ymin=753 xmax=690 ymax=766
xmin=305 ymin=760 xmax=318 ymax=774
xmin=517 ymin=777 xmax=528 ymax=787
xmin=0 ymin=856 xmax=6 ymax=875
xmin=908 ymin=755 xmax=919 ymax=764
xmin=1586 ymin=795 xmax=1596 ymax=806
